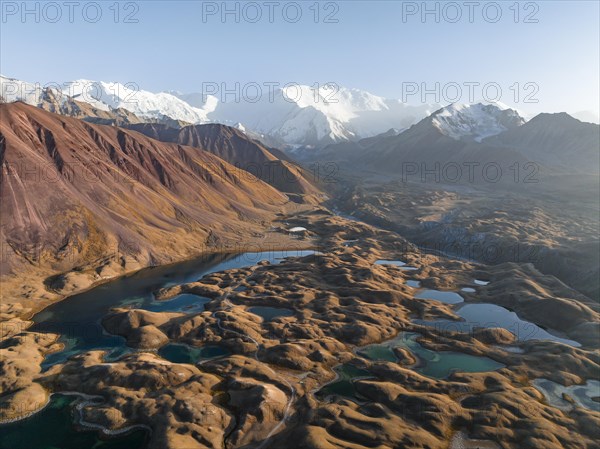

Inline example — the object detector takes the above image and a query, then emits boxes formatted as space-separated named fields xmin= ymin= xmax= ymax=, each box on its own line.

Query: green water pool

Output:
xmin=157 ymin=343 xmax=230 ymax=364
xmin=0 ymin=394 xmax=147 ymax=449
xmin=358 ymin=333 xmax=505 ymax=379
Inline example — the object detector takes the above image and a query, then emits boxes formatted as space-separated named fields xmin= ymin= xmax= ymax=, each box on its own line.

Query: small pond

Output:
xmin=248 ymin=306 xmax=294 ymax=321
xmin=375 ymin=260 xmax=406 ymax=267
xmin=533 ymin=379 xmax=600 ymax=412
xmin=414 ymin=303 xmax=581 ymax=347
xmin=357 ymin=333 xmax=504 ymax=379
xmin=316 ymin=364 xmax=373 ymax=401
xmin=142 ymin=293 xmax=211 ymax=313
xmin=415 ymin=289 xmax=464 ymax=305
xmin=158 ymin=343 xmax=230 ymax=364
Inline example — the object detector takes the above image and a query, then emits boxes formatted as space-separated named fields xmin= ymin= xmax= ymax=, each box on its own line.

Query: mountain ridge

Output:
xmin=0 ymin=102 xmax=299 ymax=300
xmin=124 ymin=122 xmax=321 ymax=198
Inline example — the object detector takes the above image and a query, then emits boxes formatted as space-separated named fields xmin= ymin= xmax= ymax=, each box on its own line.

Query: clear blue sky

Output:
xmin=1 ymin=1 xmax=598 ymax=117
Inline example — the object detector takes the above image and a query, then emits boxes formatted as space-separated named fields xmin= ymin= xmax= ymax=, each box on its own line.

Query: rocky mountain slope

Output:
xmin=125 ymin=123 xmax=320 ymax=197
xmin=484 ymin=112 xmax=600 ymax=174
xmin=0 ymin=103 xmax=301 ymax=313
xmin=430 ymin=103 xmax=525 ymax=142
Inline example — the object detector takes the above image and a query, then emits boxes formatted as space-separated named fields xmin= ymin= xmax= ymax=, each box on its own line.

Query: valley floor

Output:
xmin=1 ymin=207 xmax=599 ymax=449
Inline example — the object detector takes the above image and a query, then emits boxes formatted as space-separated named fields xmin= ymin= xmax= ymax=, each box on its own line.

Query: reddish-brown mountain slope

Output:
xmin=126 ymin=123 xmax=320 ymax=197
xmin=0 ymin=102 xmax=290 ymax=283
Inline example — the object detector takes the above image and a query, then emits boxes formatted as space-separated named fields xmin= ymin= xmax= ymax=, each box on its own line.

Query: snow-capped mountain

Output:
xmin=0 ymin=75 xmax=52 ymax=104
xmin=321 ymin=102 xmax=598 ymax=179
xmin=192 ymin=84 xmax=438 ymax=147
xmin=0 ymin=75 xmax=216 ymax=125
xmin=64 ymin=80 xmax=218 ymax=124
xmin=431 ymin=103 xmax=525 ymax=142
xmin=339 ymin=102 xmax=532 ymax=179
xmin=2 ymin=75 xmax=524 ymax=147
xmin=3 ymin=75 xmax=437 ymax=146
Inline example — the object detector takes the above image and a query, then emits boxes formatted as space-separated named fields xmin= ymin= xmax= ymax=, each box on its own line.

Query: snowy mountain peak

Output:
xmin=233 ymin=122 xmax=246 ymax=133
xmin=431 ymin=103 xmax=525 ymax=142
xmin=0 ymin=75 xmax=51 ymax=103
xmin=60 ymin=79 xmax=216 ymax=124
xmin=208 ymin=84 xmax=437 ymax=146
xmin=0 ymin=75 xmax=214 ymax=125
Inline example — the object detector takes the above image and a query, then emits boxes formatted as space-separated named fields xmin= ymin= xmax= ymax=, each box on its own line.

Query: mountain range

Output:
xmin=1 ymin=75 xmax=438 ymax=147
xmin=2 ymin=75 xmax=598 ymax=181
xmin=319 ymin=103 xmax=600 ymax=180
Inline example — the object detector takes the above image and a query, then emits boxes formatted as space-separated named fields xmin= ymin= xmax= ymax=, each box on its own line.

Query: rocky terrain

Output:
xmin=332 ymin=179 xmax=600 ymax=301
xmin=1 ymin=209 xmax=598 ymax=449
